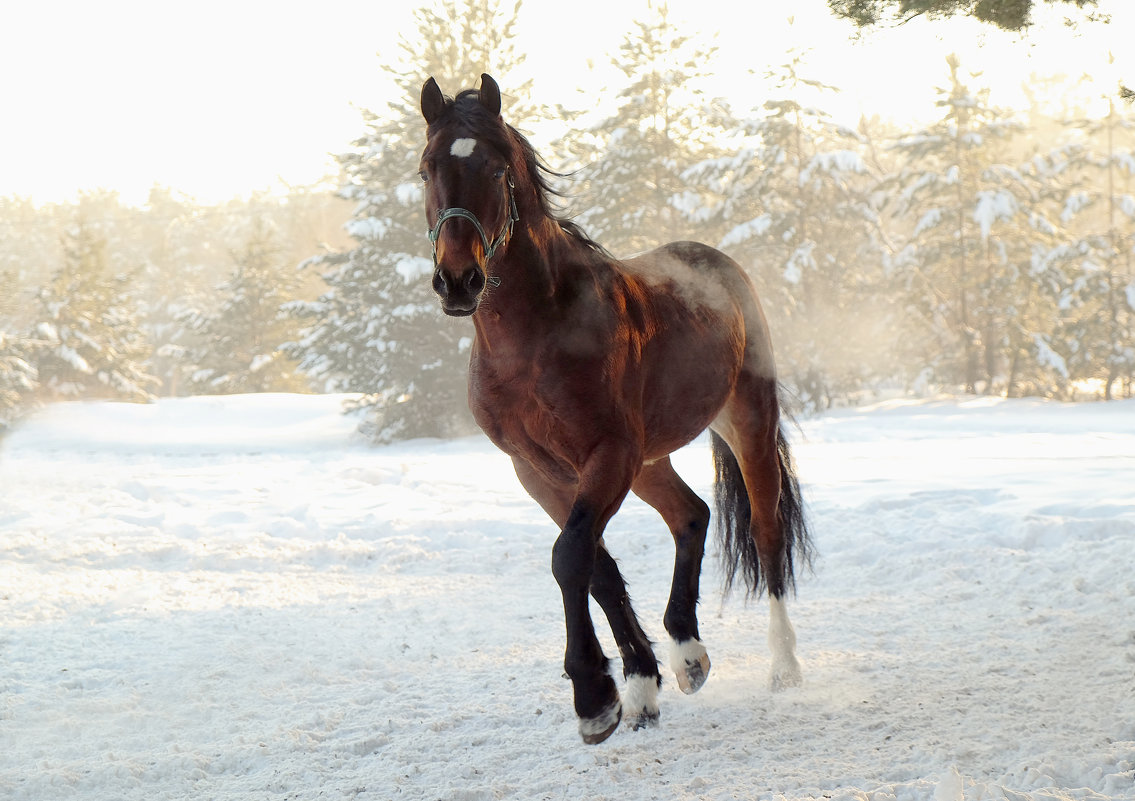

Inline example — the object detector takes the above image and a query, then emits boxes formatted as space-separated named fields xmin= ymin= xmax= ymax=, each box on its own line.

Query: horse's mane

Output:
xmin=441 ymin=89 xmax=610 ymax=258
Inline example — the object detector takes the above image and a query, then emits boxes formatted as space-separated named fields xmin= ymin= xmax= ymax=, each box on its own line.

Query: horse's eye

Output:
xmin=493 ymin=168 xmax=507 ymax=181
xmin=419 ymin=169 xmax=429 ymax=183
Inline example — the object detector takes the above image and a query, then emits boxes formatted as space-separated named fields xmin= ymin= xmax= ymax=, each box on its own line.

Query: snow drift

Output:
xmin=1 ymin=393 xmax=1132 ymax=800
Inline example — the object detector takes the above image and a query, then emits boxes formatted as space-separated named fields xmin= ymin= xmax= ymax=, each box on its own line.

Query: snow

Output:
xmin=394 ymin=255 xmax=432 ymax=285
xmin=720 ymin=215 xmax=772 ymax=249
xmin=345 ymin=217 xmax=390 ymax=241
xmin=799 ymin=150 xmax=866 ymax=185
xmin=1062 ymin=191 xmax=1091 ymax=223
xmin=2 ymin=393 xmax=1133 ymax=800
xmin=973 ymin=189 xmax=1018 ymax=238
xmin=1033 ymin=334 xmax=1070 ymax=378
xmin=914 ymin=207 xmax=943 ymax=237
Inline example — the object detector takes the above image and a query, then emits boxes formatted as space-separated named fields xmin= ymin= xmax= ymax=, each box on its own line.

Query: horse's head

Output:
xmin=420 ymin=73 xmax=519 ymax=317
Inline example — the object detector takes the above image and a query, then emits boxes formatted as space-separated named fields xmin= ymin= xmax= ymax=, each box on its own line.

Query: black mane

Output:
xmin=434 ymin=89 xmax=609 ymax=258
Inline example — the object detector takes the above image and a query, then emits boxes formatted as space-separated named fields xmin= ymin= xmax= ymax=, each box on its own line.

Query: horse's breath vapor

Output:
xmin=420 ymin=73 xmax=814 ymax=744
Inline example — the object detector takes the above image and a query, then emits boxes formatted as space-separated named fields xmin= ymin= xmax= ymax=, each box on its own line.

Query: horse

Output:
xmin=419 ymin=73 xmax=813 ymax=744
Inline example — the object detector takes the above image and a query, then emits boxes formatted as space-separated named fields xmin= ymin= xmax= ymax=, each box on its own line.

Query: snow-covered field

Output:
xmin=1 ymin=393 xmax=1133 ymax=801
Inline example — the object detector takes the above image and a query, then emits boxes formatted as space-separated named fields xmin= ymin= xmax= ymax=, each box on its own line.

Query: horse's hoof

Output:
xmin=626 ymin=708 xmax=660 ymax=731
xmin=670 ymin=638 xmax=711 ymax=695
xmin=623 ymin=674 xmax=660 ymax=731
xmin=770 ymin=657 xmax=802 ymax=692
xmin=579 ymin=699 xmax=622 ymax=745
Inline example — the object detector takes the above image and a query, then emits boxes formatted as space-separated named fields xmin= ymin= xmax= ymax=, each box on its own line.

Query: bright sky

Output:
xmin=0 ymin=0 xmax=1129 ymax=206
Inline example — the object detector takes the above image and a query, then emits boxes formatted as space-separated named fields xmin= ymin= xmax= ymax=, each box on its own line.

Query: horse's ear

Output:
xmin=421 ymin=77 xmax=446 ymax=125
xmin=479 ymin=73 xmax=501 ymax=117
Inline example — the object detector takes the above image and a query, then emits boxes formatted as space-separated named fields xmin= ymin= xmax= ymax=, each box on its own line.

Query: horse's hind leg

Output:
xmin=589 ymin=543 xmax=661 ymax=729
xmin=715 ymin=380 xmax=807 ymax=691
xmin=631 ymin=458 xmax=713 ymax=694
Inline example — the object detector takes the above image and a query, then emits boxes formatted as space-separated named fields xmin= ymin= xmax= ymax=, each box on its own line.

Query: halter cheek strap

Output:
xmin=426 ymin=171 xmax=519 ymax=287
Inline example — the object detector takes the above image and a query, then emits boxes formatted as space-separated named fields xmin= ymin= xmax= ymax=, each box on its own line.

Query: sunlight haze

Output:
xmin=0 ymin=0 xmax=1129 ymax=205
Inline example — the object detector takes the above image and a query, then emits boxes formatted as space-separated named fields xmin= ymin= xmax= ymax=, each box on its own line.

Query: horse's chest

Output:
xmin=468 ymin=367 xmax=581 ymax=484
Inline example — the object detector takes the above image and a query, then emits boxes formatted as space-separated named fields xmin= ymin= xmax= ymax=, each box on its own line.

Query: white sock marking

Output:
xmin=450 ymin=137 xmax=477 ymax=158
xmin=669 ymin=638 xmax=707 ymax=676
xmin=622 ymin=674 xmax=659 ymax=716
xmin=768 ymin=595 xmax=802 ymax=689
xmin=578 ymin=698 xmax=621 ymax=739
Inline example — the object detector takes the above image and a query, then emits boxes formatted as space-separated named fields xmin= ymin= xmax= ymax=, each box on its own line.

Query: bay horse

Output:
xmin=419 ymin=74 xmax=812 ymax=744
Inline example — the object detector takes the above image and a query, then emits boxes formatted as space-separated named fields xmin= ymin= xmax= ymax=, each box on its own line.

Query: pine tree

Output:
xmin=0 ymin=197 xmax=59 ymax=296
xmin=575 ymin=2 xmax=727 ymax=257
xmin=31 ymin=219 xmax=156 ymax=402
xmin=182 ymin=216 xmax=309 ymax=394
xmin=0 ymin=271 xmax=37 ymax=431
xmin=972 ymin=150 xmax=1078 ymax=397
xmin=1057 ymin=83 xmax=1135 ymax=400
xmin=887 ymin=54 xmax=1024 ymax=393
xmin=687 ymin=45 xmax=886 ymax=408
xmin=135 ymin=187 xmax=226 ymax=396
xmin=830 ymin=0 xmax=1107 ymax=32
xmin=287 ymin=0 xmax=534 ymax=443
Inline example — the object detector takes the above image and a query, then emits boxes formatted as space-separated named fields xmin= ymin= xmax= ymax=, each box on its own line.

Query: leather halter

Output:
xmin=426 ymin=170 xmax=519 ymax=286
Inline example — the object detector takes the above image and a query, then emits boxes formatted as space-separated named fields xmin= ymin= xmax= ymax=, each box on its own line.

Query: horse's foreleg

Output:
xmin=514 ymin=456 xmax=657 ymax=736
xmin=590 ymin=543 xmax=660 ymax=730
xmin=631 ymin=458 xmax=712 ymax=694
xmin=551 ymin=446 xmax=637 ymax=744
xmin=552 ymin=502 xmax=621 ymax=744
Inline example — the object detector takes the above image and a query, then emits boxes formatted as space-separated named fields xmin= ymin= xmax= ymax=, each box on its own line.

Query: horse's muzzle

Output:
xmin=433 ymin=265 xmax=485 ymax=316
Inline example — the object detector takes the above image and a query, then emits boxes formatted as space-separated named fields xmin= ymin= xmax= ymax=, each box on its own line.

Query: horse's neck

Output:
xmin=471 ymin=221 xmax=599 ymax=354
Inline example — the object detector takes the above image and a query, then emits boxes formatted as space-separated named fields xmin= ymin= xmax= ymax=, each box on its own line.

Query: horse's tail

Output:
xmin=711 ymin=419 xmax=813 ymax=599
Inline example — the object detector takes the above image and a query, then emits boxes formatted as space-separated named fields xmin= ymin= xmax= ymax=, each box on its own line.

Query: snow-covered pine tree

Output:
xmin=286 ymin=0 xmax=536 ymax=443
xmin=0 ymin=197 xmax=59 ymax=295
xmin=686 ymin=46 xmax=885 ymax=409
xmin=1057 ymin=85 xmax=1135 ymax=400
xmin=0 ymin=271 xmax=37 ymax=431
xmin=887 ymin=54 xmax=1024 ymax=394
xmin=575 ymin=1 xmax=728 ymax=257
xmin=135 ymin=187 xmax=229 ymax=396
xmin=969 ymin=148 xmax=1079 ymax=398
xmin=31 ymin=218 xmax=156 ymax=402
xmin=181 ymin=216 xmax=309 ymax=395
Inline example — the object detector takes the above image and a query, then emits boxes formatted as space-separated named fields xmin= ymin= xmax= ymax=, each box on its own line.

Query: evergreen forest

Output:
xmin=2 ymin=1 xmax=1132 ymax=441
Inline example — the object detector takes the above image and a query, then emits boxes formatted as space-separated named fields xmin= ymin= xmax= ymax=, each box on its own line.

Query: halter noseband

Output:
xmin=426 ymin=170 xmax=519 ymax=287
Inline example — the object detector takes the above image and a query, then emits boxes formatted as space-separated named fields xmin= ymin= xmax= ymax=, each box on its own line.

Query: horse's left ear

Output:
xmin=479 ymin=73 xmax=501 ymax=117
xmin=422 ymin=77 xmax=446 ymax=125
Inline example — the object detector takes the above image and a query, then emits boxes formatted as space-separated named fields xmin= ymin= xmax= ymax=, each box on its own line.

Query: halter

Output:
xmin=426 ymin=170 xmax=519 ymax=287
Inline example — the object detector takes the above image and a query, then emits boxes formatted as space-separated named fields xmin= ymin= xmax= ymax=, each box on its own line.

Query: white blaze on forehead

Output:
xmin=450 ymin=138 xmax=477 ymax=158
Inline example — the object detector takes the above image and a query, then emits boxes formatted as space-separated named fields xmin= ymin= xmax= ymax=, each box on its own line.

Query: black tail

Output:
xmin=712 ymin=424 xmax=813 ymax=599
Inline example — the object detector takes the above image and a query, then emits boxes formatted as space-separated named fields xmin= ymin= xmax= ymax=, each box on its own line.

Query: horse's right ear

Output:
xmin=421 ymin=77 xmax=446 ymax=125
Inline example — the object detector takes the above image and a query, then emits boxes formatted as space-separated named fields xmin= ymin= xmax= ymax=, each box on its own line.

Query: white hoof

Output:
xmin=669 ymin=638 xmax=711 ymax=694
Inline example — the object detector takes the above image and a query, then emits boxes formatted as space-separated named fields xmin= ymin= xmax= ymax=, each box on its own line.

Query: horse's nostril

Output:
xmin=464 ymin=268 xmax=486 ymax=295
xmin=432 ymin=269 xmax=448 ymax=298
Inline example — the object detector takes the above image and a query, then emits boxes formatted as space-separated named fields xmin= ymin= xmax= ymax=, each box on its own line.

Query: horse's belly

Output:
xmin=640 ymin=330 xmax=740 ymax=459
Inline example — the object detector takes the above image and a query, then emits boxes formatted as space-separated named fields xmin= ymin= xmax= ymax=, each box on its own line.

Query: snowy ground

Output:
xmin=1 ymin=393 xmax=1133 ymax=801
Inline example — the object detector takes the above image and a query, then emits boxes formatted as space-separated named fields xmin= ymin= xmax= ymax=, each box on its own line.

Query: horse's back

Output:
xmin=623 ymin=240 xmax=775 ymax=375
